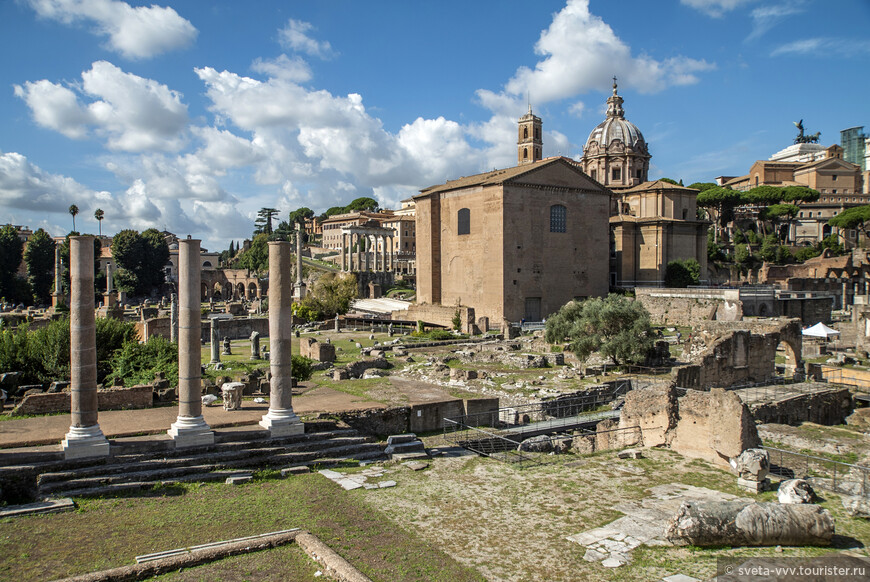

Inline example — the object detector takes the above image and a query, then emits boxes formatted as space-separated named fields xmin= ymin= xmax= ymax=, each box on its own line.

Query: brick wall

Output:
xmin=12 ymin=385 xmax=153 ymax=415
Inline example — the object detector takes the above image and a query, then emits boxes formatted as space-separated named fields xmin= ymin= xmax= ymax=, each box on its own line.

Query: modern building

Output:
xmin=841 ymin=126 xmax=867 ymax=171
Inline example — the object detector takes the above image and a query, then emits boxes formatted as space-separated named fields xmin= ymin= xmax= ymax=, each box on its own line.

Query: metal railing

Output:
xmin=442 ymin=419 xmax=545 ymax=467
xmin=766 ymin=446 xmax=870 ymax=498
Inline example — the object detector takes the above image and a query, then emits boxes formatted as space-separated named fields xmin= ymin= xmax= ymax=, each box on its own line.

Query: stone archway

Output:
xmin=248 ymin=282 xmax=258 ymax=299
xmin=201 ymin=283 xmax=209 ymax=301
xmin=213 ymin=283 xmax=222 ymax=301
xmin=236 ymin=283 xmax=245 ymax=300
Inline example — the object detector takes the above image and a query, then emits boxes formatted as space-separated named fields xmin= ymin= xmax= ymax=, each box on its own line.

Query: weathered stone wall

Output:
xmin=136 ymin=316 xmax=269 ymax=343
xmin=634 ymin=288 xmax=742 ymax=326
xmin=670 ymin=388 xmax=760 ymax=467
xmin=333 ymin=397 xmax=497 ymax=436
xmin=674 ymin=319 xmax=803 ymax=389
xmin=300 ymin=338 xmax=336 ymax=363
xmin=619 ymin=384 xmax=677 ymax=447
xmin=463 ymin=398 xmax=500 ymax=427
xmin=336 ymin=407 xmax=410 ymax=436
xmin=11 ymin=385 xmax=153 ymax=415
xmin=748 ymin=387 xmax=853 ymax=425
xmin=395 ymin=304 xmax=477 ymax=334
xmin=410 ymin=399 xmax=465 ymax=432
xmin=617 ymin=384 xmax=760 ymax=468
xmin=779 ymin=296 xmax=833 ymax=325
xmin=813 ymin=363 xmax=870 ymax=389
xmin=355 ymin=271 xmax=394 ymax=299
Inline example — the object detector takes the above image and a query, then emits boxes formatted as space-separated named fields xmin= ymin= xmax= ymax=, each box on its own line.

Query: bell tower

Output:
xmin=517 ymin=105 xmax=542 ymax=165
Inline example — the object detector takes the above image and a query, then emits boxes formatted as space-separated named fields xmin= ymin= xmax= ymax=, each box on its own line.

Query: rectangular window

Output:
xmin=612 ymin=167 xmax=621 ymax=181
xmin=550 ymin=205 xmax=567 ymax=233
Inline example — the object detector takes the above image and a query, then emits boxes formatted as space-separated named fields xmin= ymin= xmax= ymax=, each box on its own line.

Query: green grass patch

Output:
xmin=0 ymin=475 xmax=483 ymax=582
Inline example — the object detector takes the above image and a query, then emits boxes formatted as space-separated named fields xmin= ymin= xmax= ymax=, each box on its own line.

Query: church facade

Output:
xmin=414 ymin=157 xmax=610 ymax=324
xmin=580 ymin=81 xmax=708 ymax=287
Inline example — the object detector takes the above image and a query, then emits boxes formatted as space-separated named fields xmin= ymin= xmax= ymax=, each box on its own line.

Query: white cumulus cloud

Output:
xmin=15 ymin=61 xmax=189 ymax=152
xmin=499 ymin=0 xmax=714 ymax=103
xmin=26 ymin=0 xmax=197 ymax=59
xmin=0 ymin=150 xmax=99 ymax=212
xmin=278 ymin=19 xmax=335 ymax=59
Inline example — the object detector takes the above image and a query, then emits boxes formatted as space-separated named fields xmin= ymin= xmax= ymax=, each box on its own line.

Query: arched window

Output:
xmin=523 ymin=127 xmax=528 ymax=139
xmin=523 ymin=148 xmax=528 ymax=160
xmin=550 ymin=205 xmax=567 ymax=233
xmin=202 ymin=261 xmax=212 ymax=267
xmin=458 ymin=208 xmax=470 ymax=235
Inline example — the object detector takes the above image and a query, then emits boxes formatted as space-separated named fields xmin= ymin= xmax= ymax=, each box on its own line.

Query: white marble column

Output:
xmin=340 ymin=232 xmax=346 ymax=272
xmin=168 ymin=238 xmax=214 ymax=448
xmin=260 ymin=241 xmax=304 ymax=437
xmin=62 ymin=236 xmax=110 ymax=460
xmin=294 ymin=223 xmax=307 ymax=300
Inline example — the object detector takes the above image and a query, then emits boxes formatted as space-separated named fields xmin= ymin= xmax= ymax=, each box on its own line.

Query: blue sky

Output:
xmin=2 ymin=0 xmax=869 ymax=252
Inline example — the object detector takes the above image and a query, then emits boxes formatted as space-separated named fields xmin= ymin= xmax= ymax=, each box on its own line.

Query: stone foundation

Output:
xmin=11 ymin=385 xmax=153 ymax=416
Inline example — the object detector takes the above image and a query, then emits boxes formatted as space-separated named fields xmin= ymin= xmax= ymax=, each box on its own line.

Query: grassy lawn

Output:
xmin=0 ymin=473 xmax=483 ymax=582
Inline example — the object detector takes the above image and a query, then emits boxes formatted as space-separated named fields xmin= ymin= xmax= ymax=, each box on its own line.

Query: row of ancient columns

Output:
xmin=62 ymin=237 xmax=303 ymax=460
xmin=338 ymin=231 xmax=395 ymax=272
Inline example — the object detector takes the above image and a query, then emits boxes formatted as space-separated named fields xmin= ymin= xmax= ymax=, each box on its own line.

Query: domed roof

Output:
xmin=585 ymin=117 xmax=645 ymax=151
xmin=584 ymin=80 xmax=647 ymax=152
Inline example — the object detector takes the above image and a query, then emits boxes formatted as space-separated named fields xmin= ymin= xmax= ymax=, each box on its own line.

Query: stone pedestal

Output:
xmin=737 ymin=477 xmax=770 ymax=493
xmin=260 ymin=241 xmax=304 ymax=437
xmin=168 ymin=238 xmax=214 ymax=448
xmin=62 ymin=425 xmax=110 ymax=459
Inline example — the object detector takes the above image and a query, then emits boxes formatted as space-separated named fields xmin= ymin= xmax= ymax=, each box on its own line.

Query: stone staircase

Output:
xmin=0 ymin=425 xmax=385 ymax=501
xmin=383 ymin=434 xmax=429 ymax=461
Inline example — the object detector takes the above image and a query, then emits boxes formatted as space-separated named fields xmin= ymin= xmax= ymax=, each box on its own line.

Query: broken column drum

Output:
xmin=62 ymin=236 xmax=110 ymax=459
xmin=167 ymin=238 xmax=214 ymax=447
xmin=260 ymin=241 xmax=304 ymax=436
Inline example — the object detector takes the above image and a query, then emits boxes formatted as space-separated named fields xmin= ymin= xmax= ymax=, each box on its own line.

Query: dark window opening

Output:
xmin=612 ymin=167 xmax=621 ymax=181
xmin=523 ymin=127 xmax=528 ymax=139
xmin=550 ymin=204 xmax=567 ymax=233
xmin=458 ymin=208 xmax=470 ymax=235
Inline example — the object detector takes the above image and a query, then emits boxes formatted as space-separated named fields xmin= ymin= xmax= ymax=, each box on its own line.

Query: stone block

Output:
xmin=226 ymin=474 xmax=253 ymax=485
xmin=409 ymin=399 xmax=464 ymax=433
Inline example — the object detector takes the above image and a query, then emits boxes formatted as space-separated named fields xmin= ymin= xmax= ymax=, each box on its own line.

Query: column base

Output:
xmin=168 ymin=416 xmax=215 ymax=448
xmin=260 ymin=409 xmax=304 ymax=437
xmin=62 ymin=425 xmax=110 ymax=460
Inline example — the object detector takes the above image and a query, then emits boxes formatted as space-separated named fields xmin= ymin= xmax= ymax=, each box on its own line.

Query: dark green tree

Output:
xmin=299 ymin=272 xmax=357 ymax=318
xmin=345 ymin=197 xmax=379 ymax=212
xmin=665 ymin=259 xmax=701 ymax=288
xmin=696 ymin=187 xmax=743 ymax=243
xmin=828 ymin=205 xmax=870 ymax=240
xmin=760 ymin=204 xmax=799 ymax=243
xmin=68 ymin=204 xmax=79 ymax=231
xmin=0 ymin=225 xmax=25 ymax=302
xmin=288 ymin=207 xmax=315 ymax=225
xmin=111 ymin=229 xmax=146 ymax=293
xmin=255 ymin=208 xmax=279 ymax=235
xmin=140 ymin=228 xmax=170 ymax=291
xmin=544 ymin=295 xmax=655 ymax=365
xmin=94 ymin=208 xmax=104 ymax=237
xmin=658 ymin=178 xmax=680 ymax=185
xmin=687 ymin=182 xmax=717 ymax=193
xmin=235 ymin=233 xmax=270 ymax=274
xmin=24 ymin=228 xmax=55 ymax=304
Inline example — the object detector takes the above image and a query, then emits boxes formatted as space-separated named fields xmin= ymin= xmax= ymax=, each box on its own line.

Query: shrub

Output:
xmin=292 ymin=355 xmax=313 ymax=381
xmin=105 ymin=335 xmax=178 ymax=387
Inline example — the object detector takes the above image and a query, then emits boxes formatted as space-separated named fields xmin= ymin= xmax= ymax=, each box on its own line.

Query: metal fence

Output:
xmin=766 ymin=446 xmax=870 ymax=498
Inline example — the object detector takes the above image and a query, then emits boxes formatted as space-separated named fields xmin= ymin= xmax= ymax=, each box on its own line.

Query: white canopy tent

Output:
xmin=802 ymin=322 xmax=840 ymax=338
